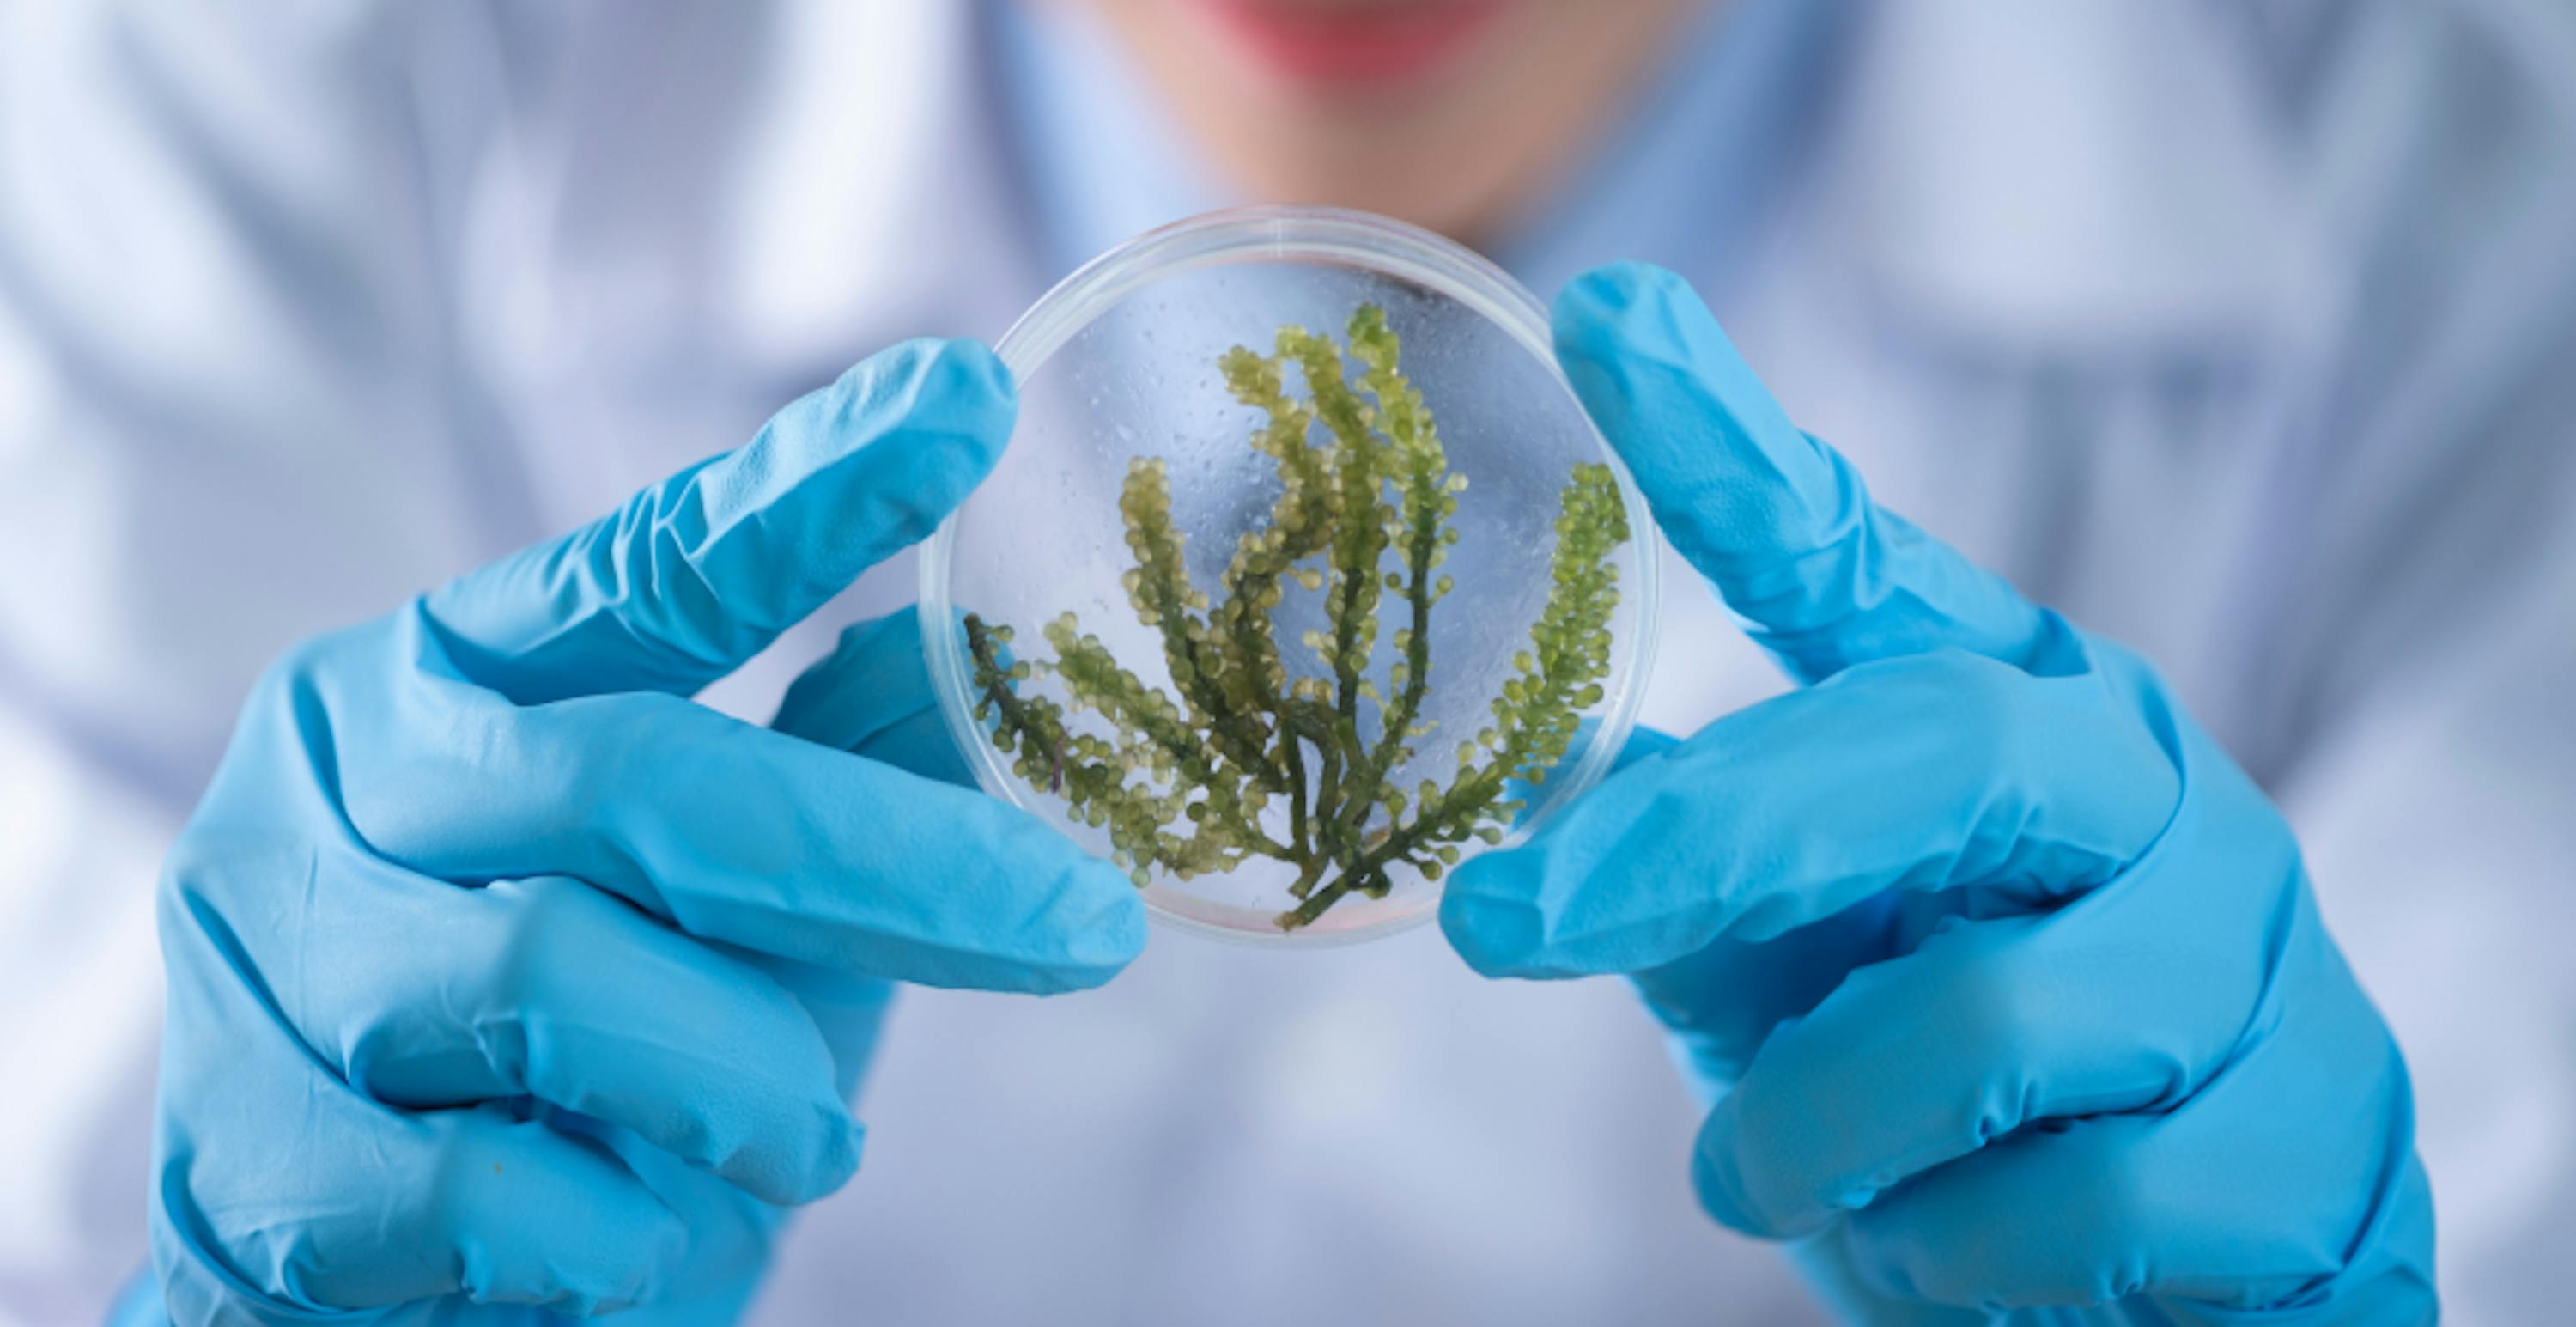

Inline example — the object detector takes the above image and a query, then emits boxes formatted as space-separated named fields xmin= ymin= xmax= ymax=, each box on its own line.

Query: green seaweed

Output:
xmin=965 ymin=305 xmax=1628 ymax=930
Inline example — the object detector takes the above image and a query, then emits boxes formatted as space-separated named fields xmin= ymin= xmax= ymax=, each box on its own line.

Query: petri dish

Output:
xmin=920 ymin=204 xmax=1658 ymax=946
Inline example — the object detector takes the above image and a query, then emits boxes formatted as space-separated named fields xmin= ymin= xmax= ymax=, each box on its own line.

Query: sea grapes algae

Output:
xmin=963 ymin=305 xmax=1630 ymax=930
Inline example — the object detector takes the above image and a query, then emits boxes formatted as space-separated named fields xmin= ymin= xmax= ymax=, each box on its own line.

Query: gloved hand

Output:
xmin=1442 ymin=265 xmax=2437 ymax=1324
xmin=148 ymin=339 xmax=1145 ymax=1325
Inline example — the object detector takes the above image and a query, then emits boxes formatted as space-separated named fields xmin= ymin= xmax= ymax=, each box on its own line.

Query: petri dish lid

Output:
xmin=920 ymin=204 xmax=1658 ymax=947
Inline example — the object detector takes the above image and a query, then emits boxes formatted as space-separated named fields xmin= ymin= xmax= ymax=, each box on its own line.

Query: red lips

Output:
xmin=1196 ymin=0 xmax=1508 ymax=88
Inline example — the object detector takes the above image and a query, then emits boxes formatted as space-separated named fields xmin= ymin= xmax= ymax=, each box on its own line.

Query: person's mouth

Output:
xmin=1195 ymin=0 xmax=1509 ymax=90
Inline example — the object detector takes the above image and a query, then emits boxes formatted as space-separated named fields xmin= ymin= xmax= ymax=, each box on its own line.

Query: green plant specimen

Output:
xmin=964 ymin=305 xmax=1629 ymax=931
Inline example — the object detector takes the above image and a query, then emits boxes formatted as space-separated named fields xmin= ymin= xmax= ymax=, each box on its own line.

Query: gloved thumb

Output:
xmin=428 ymin=338 xmax=1014 ymax=705
xmin=1552 ymin=264 xmax=2058 ymax=685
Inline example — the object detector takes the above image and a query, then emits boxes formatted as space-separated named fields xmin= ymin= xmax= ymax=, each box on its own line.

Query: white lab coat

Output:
xmin=3 ymin=2 xmax=2572 ymax=1324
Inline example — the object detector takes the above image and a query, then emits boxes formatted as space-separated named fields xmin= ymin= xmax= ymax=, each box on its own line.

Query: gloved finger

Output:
xmin=760 ymin=604 xmax=974 ymax=1093
xmin=1689 ymin=910 xmax=2247 ymax=1240
xmin=1603 ymin=723 xmax=1934 ymax=1096
xmin=1443 ymin=648 xmax=2178 ymax=977
xmin=1552 ymin=264 xmax=2067 ymax=685
xmin=736 ymin=947 xmax=900 ymax=1104
xmin=1605 ymin=727 xmax=1912 ymax=1094
xmin=153 ymin=902 xmax=688 ymax=1318
xmin=422 ymin=338 xmax=1013 ymax=704
xmin=774 ymin=606 xmax=975 ymax=786
xmin=1833 ymin=1110 xmax=2411 ymax=1312
xmin=313 ymin=873 xmax=859 ymax=1207
xmin=173 ymin=1105 xmax=688 ymax=1317
xmin=1831 ymin=935 xmax=2431 ymax=1313
xmin=338 ymin=625 xmax=1145 ymax=992
xmin=1630 ymin=898 xmax=1899 ymax=1098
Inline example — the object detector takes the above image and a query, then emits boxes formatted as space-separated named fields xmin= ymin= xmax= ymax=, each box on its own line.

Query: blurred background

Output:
xmin=3 ymin=1 xmax=2573 ymax=1324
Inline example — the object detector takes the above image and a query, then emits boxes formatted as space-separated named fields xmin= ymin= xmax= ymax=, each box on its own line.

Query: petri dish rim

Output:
xmin=920 ymin=204 xmax=1662 ymax=947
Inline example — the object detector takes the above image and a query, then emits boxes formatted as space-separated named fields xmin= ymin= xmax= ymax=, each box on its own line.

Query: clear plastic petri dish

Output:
xmin=920 ymin=204 xmax=1658 ymax=947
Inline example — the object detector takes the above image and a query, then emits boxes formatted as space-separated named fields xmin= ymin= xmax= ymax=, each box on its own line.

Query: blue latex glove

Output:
xmin=148 ymin=339 xmax=1145 ymax=1325
xmin=1443 ymin=265 xmax=2437 ymax=1323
